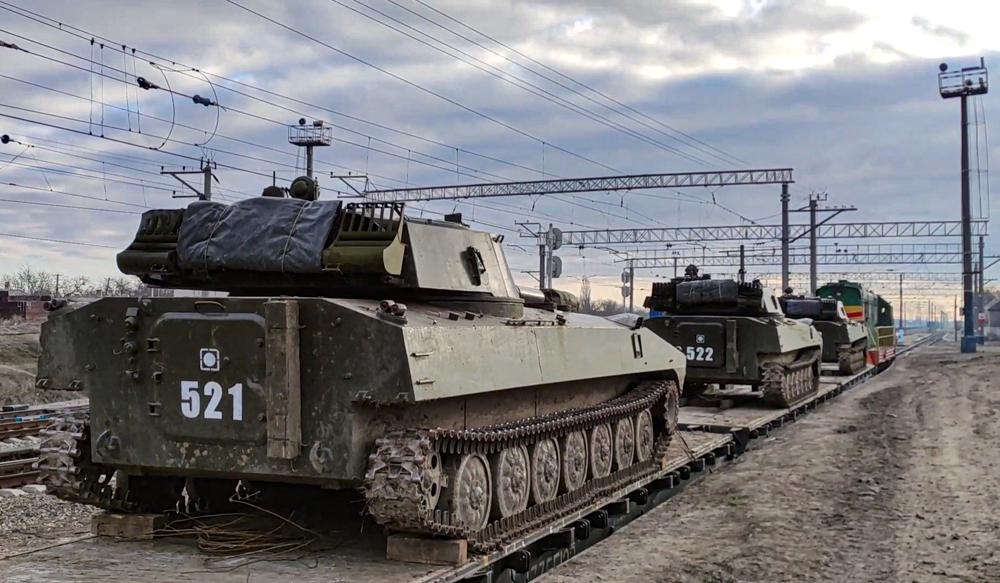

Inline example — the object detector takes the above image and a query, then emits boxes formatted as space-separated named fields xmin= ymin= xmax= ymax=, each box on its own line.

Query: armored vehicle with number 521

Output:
xmin=33 ymin=185 xmax=685 ymax=551
xmin=641 ymin=266 xmax=822 ymax=408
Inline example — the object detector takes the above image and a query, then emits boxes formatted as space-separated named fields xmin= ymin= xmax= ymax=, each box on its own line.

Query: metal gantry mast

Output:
xmin=789 ymin=193 xmax=857 ymax=294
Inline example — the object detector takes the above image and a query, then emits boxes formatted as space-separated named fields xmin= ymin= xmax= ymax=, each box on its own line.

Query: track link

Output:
xmin=837 ymin=344 xmax=867 ymax=375
xmin=364 ymin=380 xmax=679 ymax=552
xmin=761 ymin=353 xmax=820 ymax=408
xmin=35 ymin=413 xmax=143 ymax=512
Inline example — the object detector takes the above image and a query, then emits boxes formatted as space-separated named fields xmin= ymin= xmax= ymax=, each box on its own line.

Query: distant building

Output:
xmin=0 ymin=290 xmax=51 ymax=320
xmin=988 ymin=298 xmax=1000 ymax=340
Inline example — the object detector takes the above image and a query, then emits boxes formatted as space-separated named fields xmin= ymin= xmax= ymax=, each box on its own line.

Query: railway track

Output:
xmin=0 ymin=446 xmax=38 ymax=488
xmin=0 ymin=400 xmax=90 ymax=489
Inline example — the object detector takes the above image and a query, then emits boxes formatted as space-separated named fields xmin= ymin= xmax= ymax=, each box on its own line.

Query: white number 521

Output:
xmin=180 ymin=380 xmax=243 ymax=421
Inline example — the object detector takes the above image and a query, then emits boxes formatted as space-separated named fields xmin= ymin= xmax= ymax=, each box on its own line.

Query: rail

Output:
xmin=0 ymin=400 xmax=90 ymax=489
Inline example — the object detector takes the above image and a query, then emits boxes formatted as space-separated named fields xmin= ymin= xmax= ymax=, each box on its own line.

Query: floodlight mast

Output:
xmin=938 ymin=58 xmax=988 ymax=353
xmin=288 ymin=118 xmax=332 ymax=180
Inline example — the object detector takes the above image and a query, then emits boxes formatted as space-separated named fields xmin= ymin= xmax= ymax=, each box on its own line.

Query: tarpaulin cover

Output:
xmin=785 ymin=298 xmax=840 ymax=320
xmin=176 ymin=197 xmax=342 ymax=273
xmin=676 ymin=279 xmax=740 ymax=306
xmin=783 ymin=299 xmax=823 ymax=318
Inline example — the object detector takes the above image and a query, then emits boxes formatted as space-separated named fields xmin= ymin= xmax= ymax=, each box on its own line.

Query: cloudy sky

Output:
xmin=0 ymin=0 xmax=995 ymax=313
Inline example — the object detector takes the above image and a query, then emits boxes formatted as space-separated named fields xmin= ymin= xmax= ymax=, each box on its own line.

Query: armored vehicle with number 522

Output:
xmin=34 ymin=185 xmax=685 ymax=551
xmin=641 ymin=266 xmax=822 ymax=408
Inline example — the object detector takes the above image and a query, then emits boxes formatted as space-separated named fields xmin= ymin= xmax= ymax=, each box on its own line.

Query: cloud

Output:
xmin=0 ymin=0 xmax=994 ymax=302
xmin=911 ymin=16 xmax=969 ymax=46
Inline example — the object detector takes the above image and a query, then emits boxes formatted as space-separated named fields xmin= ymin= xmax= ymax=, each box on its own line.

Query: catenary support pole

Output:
xmin=628 ymin=266 xmax=635 ymax=313
xmin=739 ymin=244 xmax=746 ymax=284
xmin=781 ymin=182 xmax=790 ymax=292
xmin=899 ymin=273 xmax=903 ymax=329
xmin=538 ymin=241 xmax=547 ymax=291
xmin=978 ymin=235 xmax=985 ymax=341
xmin=809 ymin=196 xmax=818 ymax=295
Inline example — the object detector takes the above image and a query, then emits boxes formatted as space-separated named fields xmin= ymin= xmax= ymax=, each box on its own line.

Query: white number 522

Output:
xmin=685 ymin=346 xmax=715 ymax=362
xmin=180 ymin=380 xmax=243 ymax=421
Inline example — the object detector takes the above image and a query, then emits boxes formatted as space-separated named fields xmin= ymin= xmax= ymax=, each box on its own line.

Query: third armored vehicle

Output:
xmin=780 ymin=294 xmax=867 ymax=374
xmin=34 ymin=188 xmax=685 ymax=551
xmin=641 ymin=266 xmax=822 ymax=408
xmin=817 ymin=280 xmax=897 ymax=368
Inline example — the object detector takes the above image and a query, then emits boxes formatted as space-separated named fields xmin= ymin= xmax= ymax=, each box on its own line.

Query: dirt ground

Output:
xmin=544 ymin=341 xmax=1000 ymax=583
xmin=0 ymin=321 xmax=76 ymax=406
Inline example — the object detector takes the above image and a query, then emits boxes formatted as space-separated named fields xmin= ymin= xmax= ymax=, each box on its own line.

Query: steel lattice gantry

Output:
xmin=625 ymin=252 xmax=999 ymax=268
xmin=362 ymin=168 xmax=794 ymax=202
xmin=562 ymin=220 xmax=989 ymax=246
xmin=611 ymin=243 xmax=964 ymax=261
xmin=748 ymin=271 xmax=963 ymax=283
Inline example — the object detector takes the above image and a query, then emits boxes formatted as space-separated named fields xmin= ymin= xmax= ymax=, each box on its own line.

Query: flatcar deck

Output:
xmin=678 ymin=365 xmax=874 ymax=435
xmin=0 ymin=431 xmax=734 ymax=583
xmin=0 ymin=334 xmax=939 ymax=583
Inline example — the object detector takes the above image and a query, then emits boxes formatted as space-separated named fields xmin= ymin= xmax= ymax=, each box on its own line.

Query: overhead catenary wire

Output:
xmin=324 ymin=0 xmax=720 ymax=168
xmin=1 ymin=74 xmax=415 ymax=189
xmin=0 ymin=0 xmax=554 ymax=179
xmin=0 ymin=135 xmax=239 ymax=193
xmin=0 ymin=7 xmax=723 ymax=235
xmin=2 ymin=109 xmax=592 ymax=231
xmin=404 ymin=0 xmax=750 ymax=167
xmin=5 ymin=2 xmax=603 ymax=178
xmin=0 ymin=55 xmax=521 ymax=186
xmin=0 ymin=231 xmax=119 ymax=248
xmin=2 ymin=181 xmax=149 ymax=208
xmin=2 ymin=104 xmax=669 ymax=231
xmin=0 ymin=1 xmax=758 ymax=246
xmin=221 ymin=0 xmax=623 ymax=174
xmin=372 ymin=0 xmax=743 ymax=167
xmin=0 ymin=196 xmax=140 ymax=214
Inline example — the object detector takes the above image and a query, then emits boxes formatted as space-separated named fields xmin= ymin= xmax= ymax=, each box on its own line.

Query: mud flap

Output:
xmin=264 ymin=300 xmax=302 ymax=459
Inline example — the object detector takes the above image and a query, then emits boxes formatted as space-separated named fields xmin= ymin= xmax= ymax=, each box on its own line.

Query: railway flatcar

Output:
xmin=816 ymin=280 xmax=896 ymax=368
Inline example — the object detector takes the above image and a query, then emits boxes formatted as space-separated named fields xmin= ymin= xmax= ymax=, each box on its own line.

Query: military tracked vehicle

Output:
xmin=780 ymin=294 xmax=867 ymax=375
xmin=641 ymin=266 xmax=822 ymax=408
xmin=33 ymin=188 xmax=685 ymax=550
xmin=817 ymin=280 xmax=897 ymax=368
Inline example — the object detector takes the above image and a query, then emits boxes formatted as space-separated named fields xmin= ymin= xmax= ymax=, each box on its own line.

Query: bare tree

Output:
xmin=5 ymin=266 xmax=55 ymax=295
xmin=2 ymin=267 xmax=142 ymax=298
xmin=578 ymin=298 xmax=624 ymax=316
xmin=61 ymin=275 xmax=93 ymax=298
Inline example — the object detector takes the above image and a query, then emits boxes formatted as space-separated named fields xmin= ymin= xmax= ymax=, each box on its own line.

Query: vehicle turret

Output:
xmin=779 ymin=295 xmax=850 ymax=323
xmin=643 ymin=265 xmax=783 ymax=317
xmin=116 ymin=196 xmax=526 ymax=317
